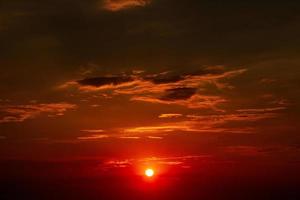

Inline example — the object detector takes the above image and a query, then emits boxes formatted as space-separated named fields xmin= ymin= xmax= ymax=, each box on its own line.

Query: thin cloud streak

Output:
xmin=236 ymin=107 xmax=287 ymax=113
xmin=77 ymin=134 xmax=109 ymax=140
xmin=124 ymin=124 xmax=198 ymax=133
xmin=80 ymin=129 xmax=105 ymax=133
xmin=101 ymin=0 xmax=151 ymax=11
xmin=103 ymin=155 xmax=211 ymax=169
xmin=131 ymin=94 xmax=227 ymax=110
xmin=119 ymin=136 xmax=141 ymax=139
xmin=0 ymin=103 xmax=77 ymax=123
xmin=147 ymin=136 xmax=164 ymax=139
xmin=123 ymin=108 xmax=284 ymax=134
xmin=159 ymin=113 xmax=183 ymax=118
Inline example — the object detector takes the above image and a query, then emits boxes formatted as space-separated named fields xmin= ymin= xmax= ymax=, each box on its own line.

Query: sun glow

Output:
xmin=145 ymin=168 xmax=154 ymax=177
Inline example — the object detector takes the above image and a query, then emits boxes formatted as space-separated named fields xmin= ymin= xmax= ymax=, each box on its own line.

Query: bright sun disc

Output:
xmin=145 ymin=168 xmax=154 ymax=177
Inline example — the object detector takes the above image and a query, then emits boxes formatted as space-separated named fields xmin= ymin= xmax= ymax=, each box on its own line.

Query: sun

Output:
xmin=145 ymin=168 xmax=155 ymax=177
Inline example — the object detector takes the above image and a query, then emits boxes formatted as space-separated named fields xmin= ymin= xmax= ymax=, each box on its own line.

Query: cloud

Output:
xmin=77 ymin=134 xmax=109 ymax=140
xmin=60 ymin=68 xmax=247 ymax=110
xmin=76 ymin=134 xmax=161 ymax=141
xmin=75 ymin=104 xmax=285 ymax=139
xmin=123 ymin=122 xmax=254 ymax=134
xmin=236 ymin=107 xmax=286 ymax=113
xmin=76 ymin=131 xmax=161 ymax=141
xmin=158 ymin=113 xmax=183 ymax=118
xmin=60 ymin=76 xmax=138 ymax=92
xmin=186 ymin=113 xmax=279 ymax=123
xmin=143 ymin=73 xmax=185 ymax=84
xmin=119 ymin=136 xmax=141 ymax=139
xmin=101 ymin=0 xmax=151 ymax=11
xmin=104 ymin=159 xmax=131 ymax=168
xmin=77 ymin=76 xmax=134 ymax=87
xmin=124 ymin=124 xmax=198 ymax=133
xmin=0 ymin=103 xmax=76 ymax=123
xmin=160 ymin=87 xmax=197 ymax=101
xmin=140 ymin=155 xmax=208 ymax=164
xmin=103 ymin=155 xmax=210 ymax=169
xmin=124 ymin=107 xmax=284 ymax=134
xmin=131 ymin=94 xmax=226 ymax=110
xmin=80 ymin=129 xmax=105 ymax=133
xmin=147 ymin=136 xmax=163 ymax=139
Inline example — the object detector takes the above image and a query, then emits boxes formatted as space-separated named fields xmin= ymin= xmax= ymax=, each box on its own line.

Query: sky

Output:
xmin=0 ymin=1 xmax=300 ymax=199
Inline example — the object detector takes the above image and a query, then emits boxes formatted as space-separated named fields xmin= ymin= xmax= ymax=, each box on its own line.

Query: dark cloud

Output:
xmin=160 ymin=87 xmax=197 ymax=101
xmin=144 ymin=74 xmax=184 ymax=84
xmin=59 ymin=68 xmax=245 ymax=110
xmin=77 ymin=76 xmax=134 ymax=87
xmin=142 ymin=67 xmax=226 ymax=84
xmin=188 ymin=66 xmax=226 ymax=76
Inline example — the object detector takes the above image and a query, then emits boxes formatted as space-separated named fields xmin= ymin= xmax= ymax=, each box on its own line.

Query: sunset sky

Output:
xmin=1 ymin=1 xmax=300 ymax=199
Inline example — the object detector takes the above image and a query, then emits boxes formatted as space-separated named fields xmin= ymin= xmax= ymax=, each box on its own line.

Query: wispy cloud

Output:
xmin=186 ymin=113 xmax=280 ymax=123
xmin=81 ymin=129 xmax=105 ymax=133
xmin=76 ymin=131 xmax=162 ymax=141
xmin=123 ymin=122 xmax=254 ymax=134
xmin=0 ymin=103 xmax=76 ymax=123
xmin=77 ymin=134 xmax=109 ymax=140
xmin=124 ymin=124 xmax=198 ymax=133
xmin=124 ymin=107 xmax=284 ymax=134
xmin=147 ymin=136 xmax=163 ymax=139
xmin=236 ymin=107 xmax=286 ymax=113
xmin=59 ymin=68 xmax=247 ymax=110
xmin=104 ymin=159 xmax=131 ymax=168
xmin=119 ymin=136 xmax=141 ymax=139
xmin=131 ymin=94 xmax=227 ymax=110
xmin=77 ymin=76 xmax=134 ymax=87
xmin=103 ymin=155 xmax=210 ymax=169
xmin=158 ymin=113 xmax=183 ymax=118
xmin=101 ymin=0 xmax=151 ymax=11
xmin=75 ymin=104 xmax=286 ymax=139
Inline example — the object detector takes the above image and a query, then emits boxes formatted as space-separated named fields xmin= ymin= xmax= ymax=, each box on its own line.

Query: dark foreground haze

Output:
xmin=1 ymin=159 xmax=299 ymax=200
